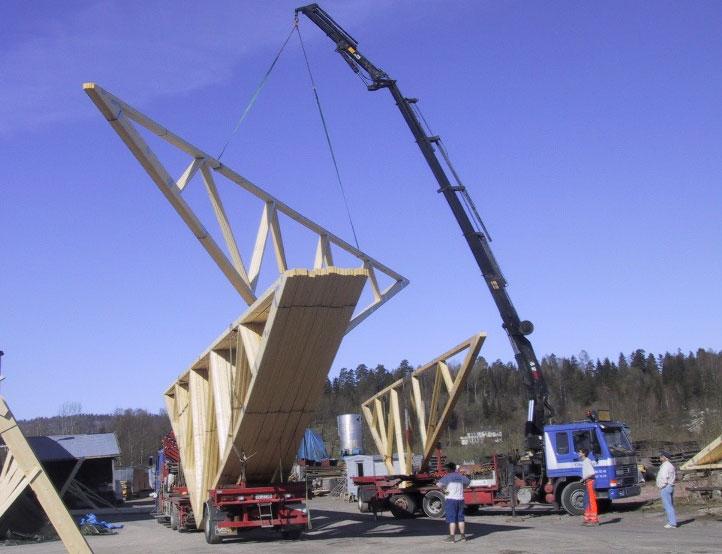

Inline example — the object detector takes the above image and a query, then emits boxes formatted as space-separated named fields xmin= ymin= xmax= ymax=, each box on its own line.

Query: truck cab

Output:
xmin=544 ymin=420 xmax=641 ymax=514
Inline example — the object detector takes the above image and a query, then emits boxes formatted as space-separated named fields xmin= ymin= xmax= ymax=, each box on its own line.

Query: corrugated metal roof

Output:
xmin=27 ymin=433 xmax=120 ymax=461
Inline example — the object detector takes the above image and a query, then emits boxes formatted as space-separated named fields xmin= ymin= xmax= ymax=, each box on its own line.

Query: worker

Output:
xmin=578 ymin=448 xmax=599 ymax=526
xmin=437 ymin=462 xmax=470 ymax=542
xmin=657 ymin=450 xmax=677 ymax=528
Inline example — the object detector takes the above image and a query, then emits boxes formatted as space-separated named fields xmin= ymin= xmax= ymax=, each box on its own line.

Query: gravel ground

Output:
xmin=3 ymin=494 xmax=721 ymax=554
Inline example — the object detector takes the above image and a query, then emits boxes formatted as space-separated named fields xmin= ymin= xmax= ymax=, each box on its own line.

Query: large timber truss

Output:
xmin=362 ymin=333 xmax=485 ymax=475
xmin=83 ymin=83 xmax=407 ymax=331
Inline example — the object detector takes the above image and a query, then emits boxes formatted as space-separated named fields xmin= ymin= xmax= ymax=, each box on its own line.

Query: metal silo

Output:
xmin=337 ymin=413 xmax=363 ymax=456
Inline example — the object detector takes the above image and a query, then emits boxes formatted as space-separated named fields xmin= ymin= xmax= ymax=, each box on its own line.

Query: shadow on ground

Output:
xmin=202 ymin=508 xmax=530 ymax=545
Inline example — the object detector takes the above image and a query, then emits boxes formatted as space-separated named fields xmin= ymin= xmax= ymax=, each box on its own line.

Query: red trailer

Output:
xmin=203 ymin=483 xmax=308 ymax=543
xmin=355 ymin=455 xmax=528 ymax=518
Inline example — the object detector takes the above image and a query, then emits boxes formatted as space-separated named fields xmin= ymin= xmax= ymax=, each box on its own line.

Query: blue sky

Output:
xmin=2 ymin=0 xmax=721 ymax=419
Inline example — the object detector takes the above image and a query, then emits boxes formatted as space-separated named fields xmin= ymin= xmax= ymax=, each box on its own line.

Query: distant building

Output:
xmin=460 ymin=429 xmax=502 ymax=446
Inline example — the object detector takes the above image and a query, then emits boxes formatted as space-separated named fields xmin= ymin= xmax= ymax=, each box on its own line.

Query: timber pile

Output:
xmin=165 ymin=267 xmax=368 ymax=521
xmin=680 ymin=435 xmax=722 ymax=501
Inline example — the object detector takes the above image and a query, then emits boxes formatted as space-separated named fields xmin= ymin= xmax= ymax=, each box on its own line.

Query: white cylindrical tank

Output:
xmin=337 ymin=413 xmax=363 ymax=455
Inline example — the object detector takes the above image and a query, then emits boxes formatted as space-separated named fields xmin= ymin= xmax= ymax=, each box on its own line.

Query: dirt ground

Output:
xmin=5 ymin=493 xmax=722 ymax=554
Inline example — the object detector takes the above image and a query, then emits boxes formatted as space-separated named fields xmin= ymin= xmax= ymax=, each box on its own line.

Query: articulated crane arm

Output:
xmin=296 ymin=3 xmax=552 ymax=452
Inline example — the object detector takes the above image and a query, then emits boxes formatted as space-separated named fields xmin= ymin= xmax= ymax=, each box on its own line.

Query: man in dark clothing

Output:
xmin=437 ymin=462 xmax=471 ymax=542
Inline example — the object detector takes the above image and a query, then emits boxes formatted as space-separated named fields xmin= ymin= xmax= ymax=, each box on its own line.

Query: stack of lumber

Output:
xmin=164 ymin=267 xmax=368 ymax=521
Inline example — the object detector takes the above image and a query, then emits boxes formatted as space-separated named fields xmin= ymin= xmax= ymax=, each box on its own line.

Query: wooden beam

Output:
xmin=176 ymin=158 xmax=202 ymax=192
xmin=200 ymin=164 xmax=251 ymax=289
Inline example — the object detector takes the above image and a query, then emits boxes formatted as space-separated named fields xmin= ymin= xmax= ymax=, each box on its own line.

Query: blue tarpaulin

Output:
xmin=297 ymin=429 xmax=328 ymax=461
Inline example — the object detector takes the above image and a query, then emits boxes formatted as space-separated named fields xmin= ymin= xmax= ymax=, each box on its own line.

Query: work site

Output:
xmin=1 ymin=2 xmax=721 ymax=553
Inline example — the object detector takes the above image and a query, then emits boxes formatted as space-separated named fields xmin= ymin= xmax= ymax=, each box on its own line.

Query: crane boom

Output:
xmin=296 ymin=3 xmax=552 ymax=451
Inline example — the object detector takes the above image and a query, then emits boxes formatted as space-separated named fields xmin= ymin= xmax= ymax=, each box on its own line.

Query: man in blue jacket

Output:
xmin=437 ymin=462 xmax=471 ymax=542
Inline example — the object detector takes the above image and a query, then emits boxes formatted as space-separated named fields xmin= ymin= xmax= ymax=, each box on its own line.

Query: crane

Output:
xmin=296 ymin=3 xmax=552 ymax=454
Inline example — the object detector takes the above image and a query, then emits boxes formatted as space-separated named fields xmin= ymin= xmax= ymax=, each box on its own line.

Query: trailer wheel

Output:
xmin=389 ymin=494 xmax=418 ymax=518
xmin=170 ymin=503 xmax=179 ymax=530
xmin=358 ymin=498 xmax=370 ymax=513
xmin=464 ymin=504 xmax=480 ymax=516
xmin=422 ymin=491 xmax=445 ymax=518
xmin=281 ymin=525 xmax=304 ymax=540
xmin=560 ymin=482 xmax=585 ymax=516
xmin=204 ymin=502 xmax=221 ymax=544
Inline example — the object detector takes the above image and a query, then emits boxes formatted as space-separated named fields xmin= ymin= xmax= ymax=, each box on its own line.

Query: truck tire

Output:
xmin=358 ymin=498 xmax=370 ymax=513
xmin=464 ymin=505 xmax=480 ymax=515
xmin=422 ymin=491 xmax=445 ymax=518
xmin=560 ymin=482 xmax=585 ymax=516
xmin=389 ymin=493 xmax=418 ymax=518
xmin=598 ymin=498 xmax=612 ymax=513
xmin=204 ymin=502 xmax=221 ymax=544
xmin=170 ymin=503 xmax=179 ymax=530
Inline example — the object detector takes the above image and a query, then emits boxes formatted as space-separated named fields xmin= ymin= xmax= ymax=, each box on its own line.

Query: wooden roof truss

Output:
xmin=83 ymin=83 xmax=407 ymax=333
xmin=361 ymin=333 xmax=485 ymax=475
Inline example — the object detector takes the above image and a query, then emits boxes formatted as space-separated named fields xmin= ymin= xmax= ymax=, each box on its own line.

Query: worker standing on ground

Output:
xmin=657 ymin=450 xmax=677 ymax=528
xmin=578 ymin=448 xmax=599 ymax=526
xmin=437 ymin=462 xmax=470 ymax=542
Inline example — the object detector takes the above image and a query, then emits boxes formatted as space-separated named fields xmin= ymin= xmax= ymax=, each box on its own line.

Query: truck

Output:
xmin=153 ymin=432 xmax=194 ymax=532
xmin=296 ymin=3 xmax=641 ymax=516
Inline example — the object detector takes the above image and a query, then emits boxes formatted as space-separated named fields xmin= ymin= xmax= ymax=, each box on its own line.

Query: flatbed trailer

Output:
xmin=355 ymin=455 xmax=523 ymax=518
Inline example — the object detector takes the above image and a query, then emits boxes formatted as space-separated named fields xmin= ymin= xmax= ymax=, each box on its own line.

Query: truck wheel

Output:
xmin=204 ymin=502 xmax=221 ymax=544
xmin=560 ymin=482 xmax=585 ymax=516
xmin=464 ymin=505 xmax=480 ymax=515
xmin=358 ymin=498 xmax=370 ymax=513
xmin=422 ymin=491 xmax=445 ymax=518
xmin=389 ymin=494 xmax=418 ymax=518
xmin=170 ymin=504 xmax=179 ymax=530
xmin=281 ymin=525 xmax=304 ymax=540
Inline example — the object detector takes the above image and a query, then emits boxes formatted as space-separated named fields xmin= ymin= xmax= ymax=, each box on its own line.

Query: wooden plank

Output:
xmin=412 ymin=375 xmax=427 ymax=451
xmin=439 ymin=361 xmax=455 ymax=394
xmin=390 ymin=389 xmax=408 ymax=474
xmin=267 ymin=203 xmax=287 ymax=273
xmin=248 ymin=203 xmax=270 ymax=292
xmin=0 ymin=396 xmax=92 ymax=554
xmin=176 ymin=158 xmax=202 ymax=192
xmin=209 ymin=350 xmax=233 ymax=458
xmin=314 ymin=234 xmax=334 ymax=269
xmin=200 ymin=164 xmax=250 ymax=287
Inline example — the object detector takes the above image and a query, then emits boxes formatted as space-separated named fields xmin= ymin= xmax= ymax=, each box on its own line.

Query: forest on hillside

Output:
xmin=311 ymin=348 xmax=722 ymax=460
xmin=14 ymin=348 xmax=721 ymax=468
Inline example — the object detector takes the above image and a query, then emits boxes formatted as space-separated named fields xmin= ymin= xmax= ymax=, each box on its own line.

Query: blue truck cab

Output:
xmin=543 ymin=420 xmax=641 ymax=514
